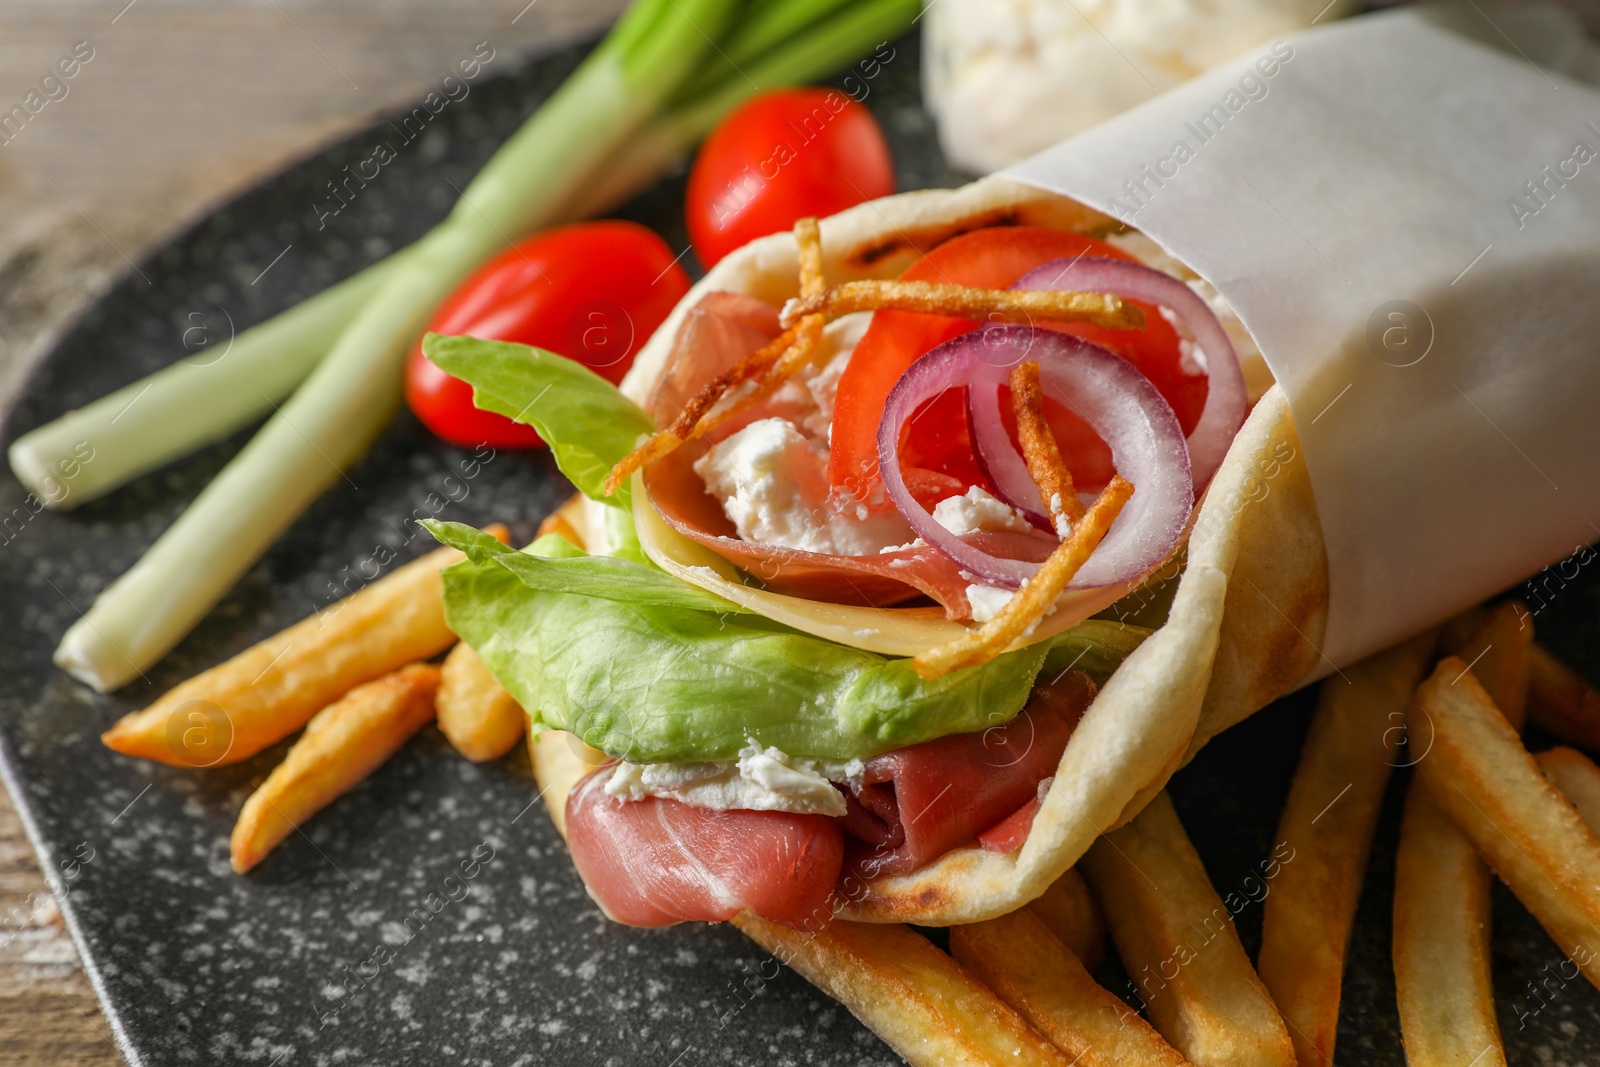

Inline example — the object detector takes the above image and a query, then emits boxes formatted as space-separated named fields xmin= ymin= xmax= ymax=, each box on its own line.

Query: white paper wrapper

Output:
xmin=1002 ymin=7 xmax=1600 ymax=673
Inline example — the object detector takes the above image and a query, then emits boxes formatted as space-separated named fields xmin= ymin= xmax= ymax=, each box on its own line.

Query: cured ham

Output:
xmin=839 ymin=670 xmax=1096 ymax=877
xmin=565 ymin=765 xmax=844 ymax=928
xmin=640 ymin=290 xmax=1058 ymax=616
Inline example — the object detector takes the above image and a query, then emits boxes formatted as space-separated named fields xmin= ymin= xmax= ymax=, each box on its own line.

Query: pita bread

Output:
xmin=536 ymin=175 xmax=1329 ymax=924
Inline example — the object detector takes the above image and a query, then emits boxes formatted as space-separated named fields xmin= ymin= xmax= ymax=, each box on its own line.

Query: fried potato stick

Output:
xmin=1011 ymin=360 xmax=1085 ymax=535
xmin=1028 ymin=868 xmax=1106 ymax=974
xmin=1393 ymin=605 xmax=1531 ymax=1067
xmin=1528 ymin=642 xmax=1600 ymax=754
xmin=1082 ymin=791 xmax=1296 ymax=1067
xmin=103 ymin=526 xmax=506 ymax=767
xmin=1257 ymin=633 xmax=1434 ymax=1067
xmin=951 ymin=907 xmax=1187 ymax=1067
xmin=781 ymin=279 xmax=1142 ymax=332
xmin=1414 ymin=657 xmax=1600 ymax=990
xmin=915 ymin=477 xmax=1132 ymax=679
xmin=437 ymin=642 xmax=525 ymax=762
xmin=230 ymin=663 xmax=439 ymax=873
xmin=735 ymin=914 xmax=1073 ymax=1067
xmin=1539 ymin=746 xmax=1600 ymax=829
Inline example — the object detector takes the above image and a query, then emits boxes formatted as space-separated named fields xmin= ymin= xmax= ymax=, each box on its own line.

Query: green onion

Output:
xmin=49 ymin=0 xmax=919 ymax=691
xmin=7 ymin=257 xmax=396 ymax=508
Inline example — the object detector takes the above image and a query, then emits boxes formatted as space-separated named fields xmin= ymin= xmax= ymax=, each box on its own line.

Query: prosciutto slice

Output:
xmin=840 ymin=669 xmax=1097 ymax=877
xmin=640 ymin=291 xmax=1058 ymax=615
xmin=565 ymin=766 xmax=844 ymax=928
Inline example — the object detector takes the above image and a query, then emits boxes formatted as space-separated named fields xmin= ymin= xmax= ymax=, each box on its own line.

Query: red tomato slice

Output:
xmin=827 ymin=227 xmax=1205 ymax=497
xmin=406 ymin=220 xmax=691 ymax=448
xmin=686 ymin=88 xmax=895 ymax=269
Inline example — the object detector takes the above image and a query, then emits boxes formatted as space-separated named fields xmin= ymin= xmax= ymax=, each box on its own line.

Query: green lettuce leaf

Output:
xmin=424 ymin=519 xmax=751 ymax=616
xmin=422 ymin=333 xmax=651 ymax=507
xmin=440 ymin=539 xmax=1151 ymax=762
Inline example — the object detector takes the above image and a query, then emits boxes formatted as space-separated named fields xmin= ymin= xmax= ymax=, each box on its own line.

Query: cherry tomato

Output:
xmin=686 ymin=88 xmax=895 ymax=268
xmin=828 ymin=228 xmax=1202 ymax=495
xmin=407 ymin=220 xmax=691 ymax=448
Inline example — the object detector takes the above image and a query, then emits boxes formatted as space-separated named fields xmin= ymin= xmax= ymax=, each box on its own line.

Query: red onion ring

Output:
xmin=969 ymin=256 xmax=1246 ymax=516
xmin=878 ymin=326 xmax=1192 ymax=589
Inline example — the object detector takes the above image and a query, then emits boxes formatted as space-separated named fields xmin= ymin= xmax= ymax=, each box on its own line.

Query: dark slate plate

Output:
xmin=3 ymin=26 xmax=1599 ymax=1067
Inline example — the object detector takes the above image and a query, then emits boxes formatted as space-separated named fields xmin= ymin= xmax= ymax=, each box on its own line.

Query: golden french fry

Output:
xmin=1257 ymin=633 xmax=1434 ymax=1067
xmin=734 ymin=914 xmax=1071 ymax=1067
xmin=1447 ymin=601 xmax=1532 ymax=726
xmin=230 ymin=663 xmax=439 ymax=873
xmin=1393 ymin=785 xmax=1507 ymax=1067
xmin=437 ymin=642 xmax=525 ymax=762
xmin=1028 ymin=868 xmax=1106 ymax=974
xmin=1528 ymin=642 xmax=1600 ymax=753
xmin=1081 ymin=791 xmax=1296 ymax=1067
xmin=1414 ymin=658 xmax=1600 ymax=989
xmin=536 ymin=494 xmax=586 ymax=545
xmin=1390 ymin=603 xmax=1533 ymax=1067
xmin=951 ymin=907 xmax=1187 ymax=1067
xmin=1539 ymin=746 xmax=1600 ymax=829
xmin=102 ymin=525 xmax=506 ymax=768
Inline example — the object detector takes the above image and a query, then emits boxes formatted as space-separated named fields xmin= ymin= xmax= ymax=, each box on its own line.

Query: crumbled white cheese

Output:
xmin=695 ymin=416 xmax=912 ymax=556
xmin=923 ymin=0 xmax=1354 ymax=174
xmin=605 ymin=741 xmax=863 ymax=817
xmin=1047 ymin=493 xmax=1074 ymax=539
xmin=933 ymin=486 xmax=1034 ymax=537
xmin=965 ymin=582 xmax=1017 ymax=623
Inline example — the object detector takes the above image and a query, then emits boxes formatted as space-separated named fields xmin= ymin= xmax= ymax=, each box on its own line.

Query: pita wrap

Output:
xmin=517 ymin=175 xmax=1330 ymax=925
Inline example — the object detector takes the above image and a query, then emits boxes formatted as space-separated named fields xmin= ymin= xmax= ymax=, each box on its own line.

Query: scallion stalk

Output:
xmin=7 ymin=256 xmax=396 ymax=508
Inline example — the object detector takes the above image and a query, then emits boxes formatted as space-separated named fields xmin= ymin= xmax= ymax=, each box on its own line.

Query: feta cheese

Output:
xmin=933 ymin=485 xmax=1034 ymax=537
xmin=605 ymin=741 xmax=864 ymax=817
xmin=923 ymin=0 xmax=1354 ymax=174
xmin=965 ymin=582 xmax=1016 ymax=623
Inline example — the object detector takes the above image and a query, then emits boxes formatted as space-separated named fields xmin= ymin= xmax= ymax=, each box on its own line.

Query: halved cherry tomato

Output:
xmin=406 ymin=220 xmax=691 ymax=448
xmin=686 ymin=88 xmax=895 ymax=269
xmin=828 ymin=227 xmax=1205 ymax=495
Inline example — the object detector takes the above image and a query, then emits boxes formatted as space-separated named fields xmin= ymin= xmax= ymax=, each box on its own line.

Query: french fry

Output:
xmin=781 ymin=279 xmax=1142 ymax=332
xmin=1392 ymin=786 xmax=1507 ymax=1067
xmin=536 ymin=494 xmax=586 ymax=544
xmin=1414 ymin=658 xmax=1600 ymax=989
xmin=437 ymin=642 xmax=526 ymax=762
xmin=1538 ymin=746 xmax=1600 ymax=829
xmin=1528 ymin=642 xmax=1600 ymax=753
xmin=1257 ymin=633 xmax=1434 ymax=1067
xmin=1081 ymin=791 xmax=1296 ymax=1067
xmin=1028 ymin=868 xmax=1106 ymax=974
xmin=1392 ymin=606 xmax=1533 ymax=1067
xmin=951 ymin=908 xmax=1187 ymax=1067
xmin=734 ymin=914 xmax=1072 ymax=1067
xmin=102 ymin=525 xmax=506 ymax=768
xmin=1011 ymin=360 xmax=1085 ymax=534
xmin=230 ymin=663 xmax=439 ymax=873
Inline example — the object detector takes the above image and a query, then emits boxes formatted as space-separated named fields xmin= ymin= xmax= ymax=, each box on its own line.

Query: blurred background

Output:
xmin=0 ymin=1 xmax=1595 ymax=1063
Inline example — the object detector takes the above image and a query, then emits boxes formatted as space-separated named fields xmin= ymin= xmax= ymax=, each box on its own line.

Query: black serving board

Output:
xmin=3 ymin=25 xmax=1599 ymax=1067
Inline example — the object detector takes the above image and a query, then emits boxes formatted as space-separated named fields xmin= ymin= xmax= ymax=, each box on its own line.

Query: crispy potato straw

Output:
xmin=1257 ymin=634 xmax=1434 ymax=1067
xmin=230 ymin=663 xmax=439 ymax=873
xmin=1414 ymin=657 xmax=1600 ymax=991
xmin=1011 ymin=360 xmax=1086 ymax=535
xmin=780 ymin=279 xmax=1141 ymax=332
xmin=437 ymin=642 xmax=526 ymax=762
xmin=1540 ymin=746 xmax=1600 ymax=829
xmin=101 ymin=525 xmax=505 ymax=768
xmin=951 ymin=908 xmax=1187 ymax=1067
xmin=1529 ymin=642 xmax=1600 ymax=753
xmin=915 ymin=477 xmax=1133 ymax=679
xmin=1081 ymin=791 xmax=1296 ymax=1067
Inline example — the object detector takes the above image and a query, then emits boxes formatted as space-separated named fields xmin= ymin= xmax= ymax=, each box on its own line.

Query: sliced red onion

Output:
xmin=878 ymin=327 xmax=1192 ymax=589
xmin=1005 ymin=255 xmax=1247 ymax=490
